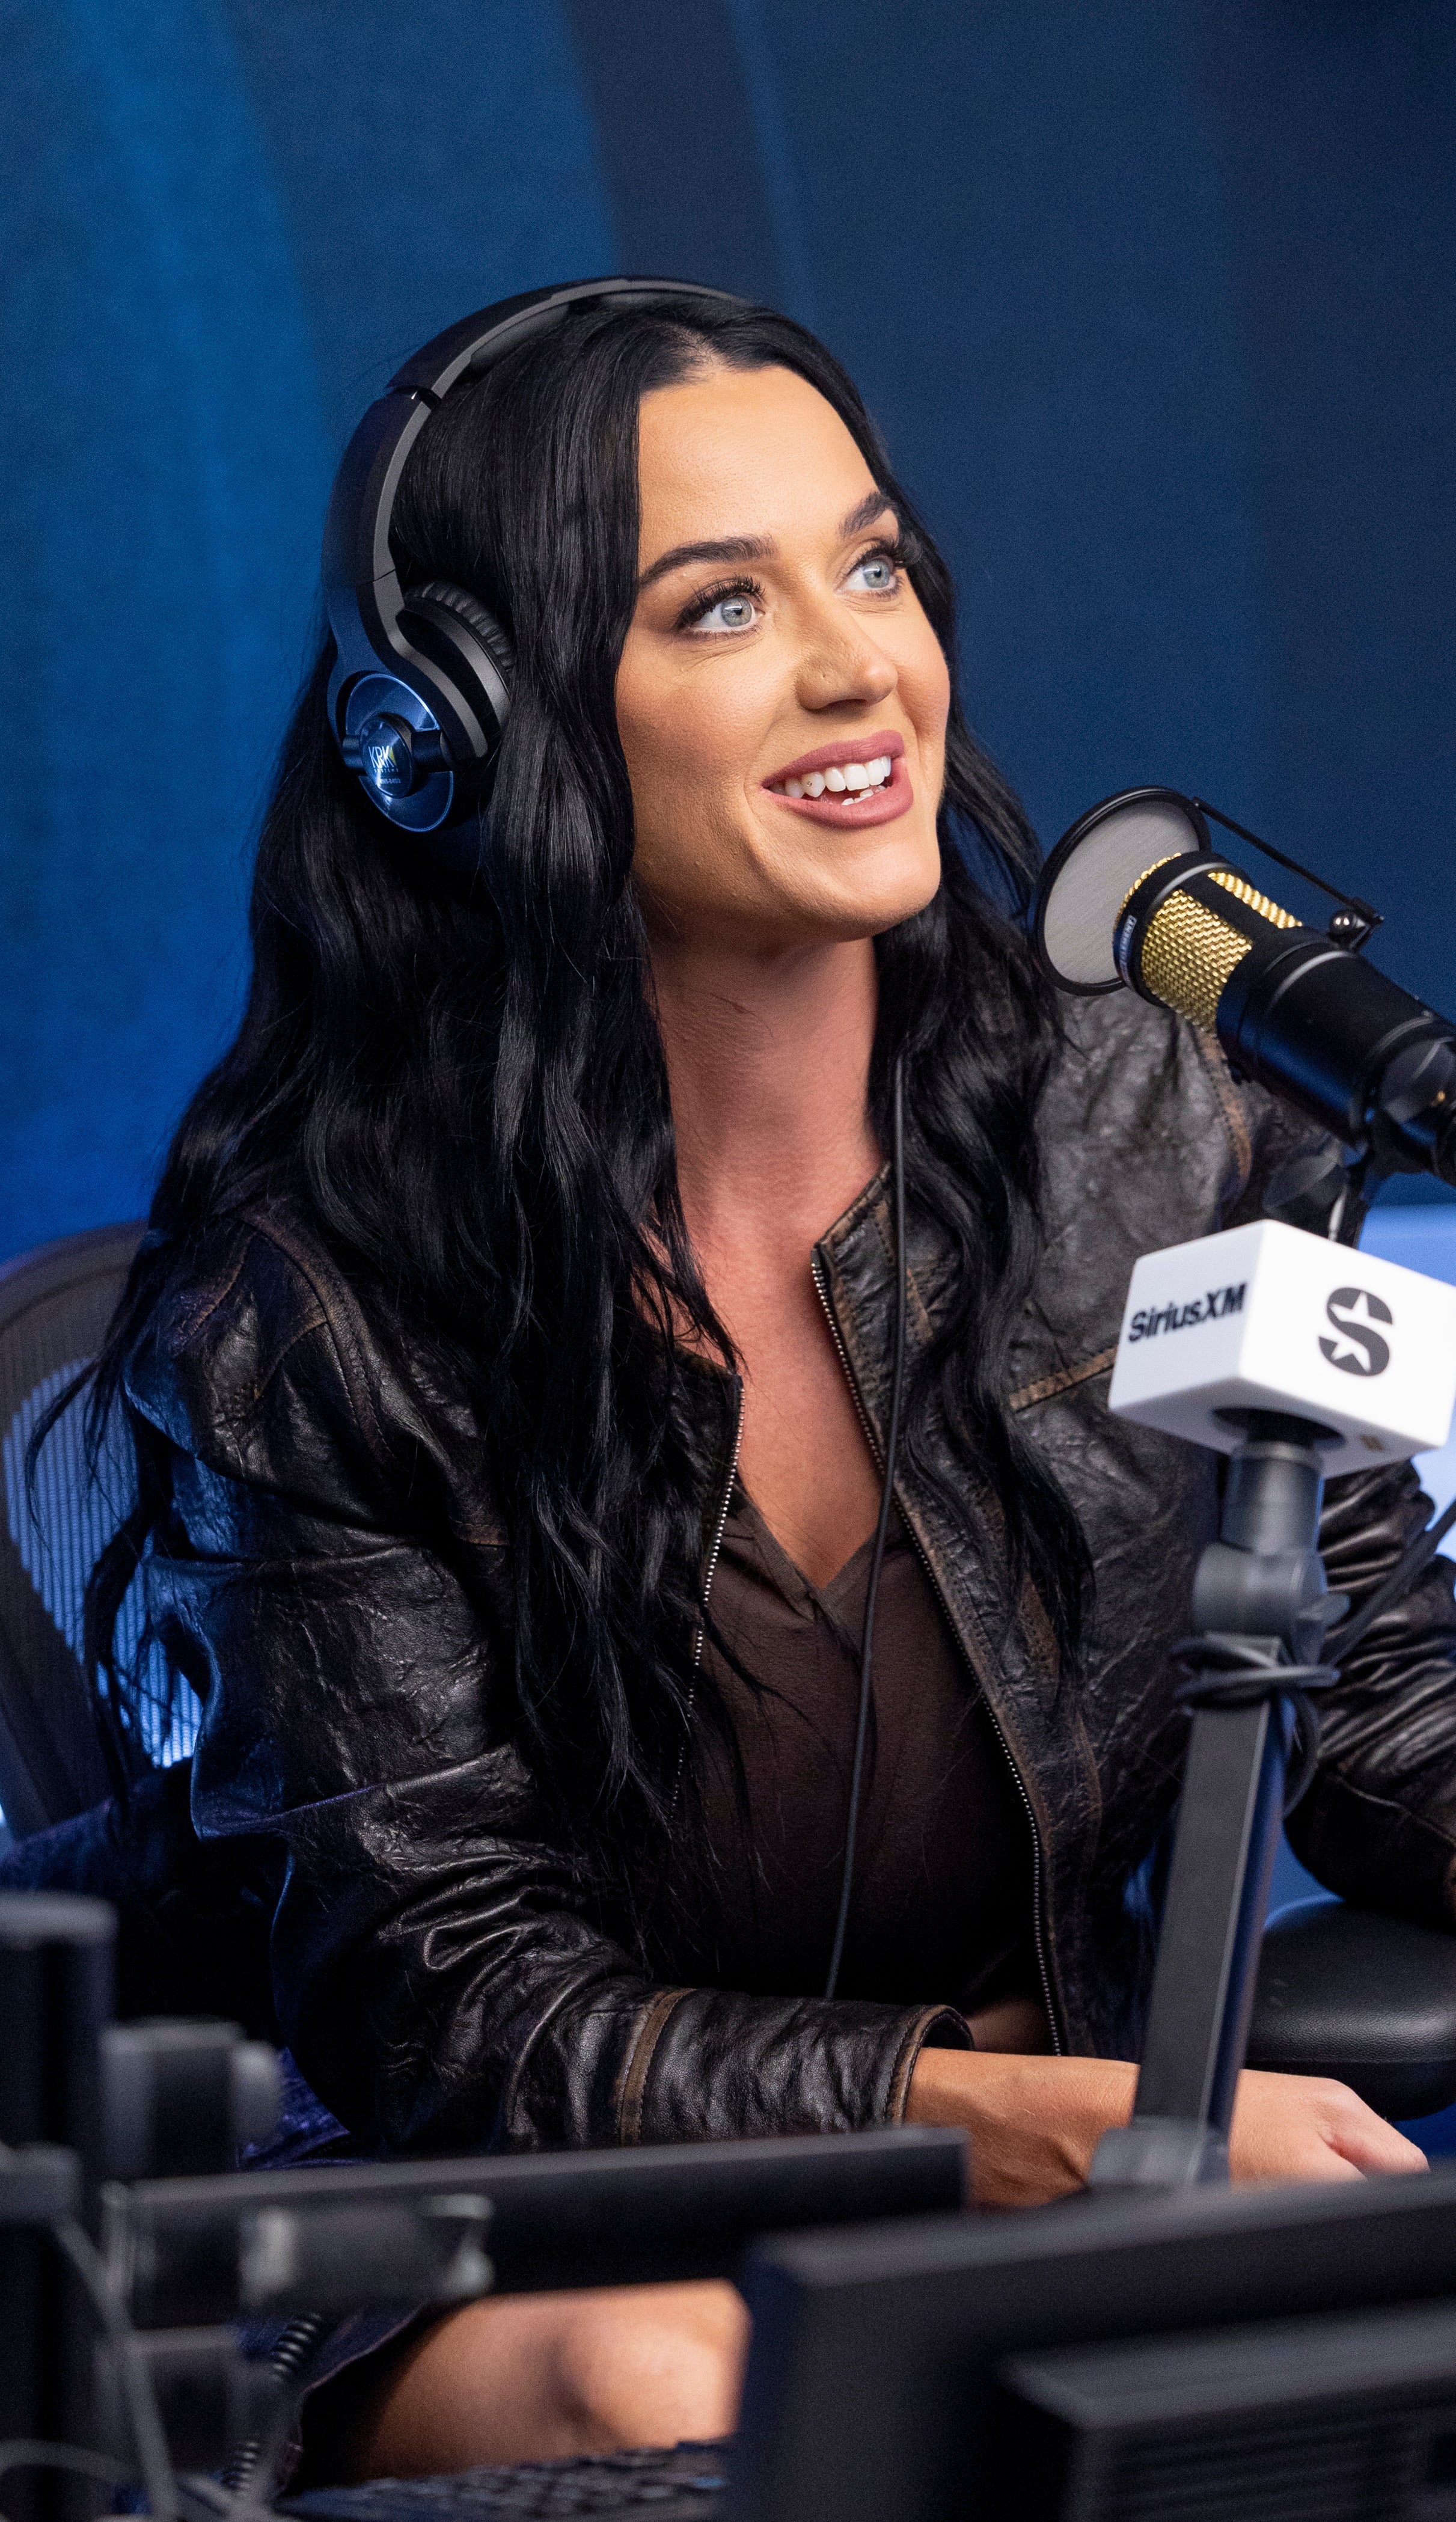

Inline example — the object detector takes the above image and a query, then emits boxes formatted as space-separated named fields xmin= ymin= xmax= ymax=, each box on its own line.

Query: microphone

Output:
xmin=1031 ymin=786 xmax=1456 ymax=1188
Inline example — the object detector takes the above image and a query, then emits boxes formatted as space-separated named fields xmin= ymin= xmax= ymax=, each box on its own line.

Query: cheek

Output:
xmin=617 ymin=651 xmax=715 ymax=821
xmin=616 ymin=644 xmax=769 ymax=886
xmin=904 ymin=629 xmax=952 ymax=761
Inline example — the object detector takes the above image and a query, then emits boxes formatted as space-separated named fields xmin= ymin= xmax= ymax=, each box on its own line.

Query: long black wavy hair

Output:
xmin=80 ymin=292 xmax=1090 ymax=1941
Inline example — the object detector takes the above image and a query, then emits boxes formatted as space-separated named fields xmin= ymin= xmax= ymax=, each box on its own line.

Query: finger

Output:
xmin=1296 ymin=2077 xmax=1430 ymax=2175
xmin=1228 ymin=2129 xmax=1366 ymax=2187
xmin=1325 ymin=2114 xmax=1428 ymax=2175
xmin=1300 ymin=2148 xmax=1365 ymax=2184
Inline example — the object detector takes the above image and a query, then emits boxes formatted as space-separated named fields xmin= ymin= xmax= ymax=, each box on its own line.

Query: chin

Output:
xmin=828 ymin=855 xmax=943 ymax=940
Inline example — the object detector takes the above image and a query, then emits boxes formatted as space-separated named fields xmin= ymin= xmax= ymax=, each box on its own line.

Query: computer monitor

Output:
xmin=732 ymin=2161 xmax=1456 ymax=2522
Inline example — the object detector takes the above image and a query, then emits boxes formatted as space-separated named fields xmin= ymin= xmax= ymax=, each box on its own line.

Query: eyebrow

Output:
xmin=635 ymin=488 xmax=896 ymax=595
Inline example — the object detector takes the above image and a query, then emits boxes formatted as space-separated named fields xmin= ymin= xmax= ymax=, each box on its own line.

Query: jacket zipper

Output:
xmin=809 ymin=1250 xmax=1064 ymax=2056
xmin=671 ymin=1374 xmax=744 ymax=1810
xmin=696 ymin=1373 xmax=744 ymax=1675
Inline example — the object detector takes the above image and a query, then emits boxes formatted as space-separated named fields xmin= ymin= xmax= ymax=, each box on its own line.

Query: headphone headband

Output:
xmin=323 ymin=277 xmax=751 ymax=848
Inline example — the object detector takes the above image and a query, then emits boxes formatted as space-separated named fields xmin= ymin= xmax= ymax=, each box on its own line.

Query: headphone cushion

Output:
xmin=403 ymin=578 xmax=516 ymax=684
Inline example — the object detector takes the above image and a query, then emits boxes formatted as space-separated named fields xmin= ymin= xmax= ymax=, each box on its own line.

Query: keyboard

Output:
xmin=283 ymin=2441 xmax=731 ymax=2522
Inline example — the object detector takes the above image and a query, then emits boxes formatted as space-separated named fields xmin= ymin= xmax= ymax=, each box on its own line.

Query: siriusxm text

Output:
xmin=1127 ymin=1282 xmax=1247 ymax=1342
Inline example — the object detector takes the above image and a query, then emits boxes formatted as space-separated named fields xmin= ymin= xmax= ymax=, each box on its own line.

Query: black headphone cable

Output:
xmin=824 ymin=1053 xmax=908 ymax=2003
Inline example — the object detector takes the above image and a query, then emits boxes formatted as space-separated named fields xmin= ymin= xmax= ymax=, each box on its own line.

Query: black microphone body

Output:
xmin=1036 ymin=794 xmax=1456 ymax=1189
xmin=1220 ymin=929 xmax=1456 ymax=1182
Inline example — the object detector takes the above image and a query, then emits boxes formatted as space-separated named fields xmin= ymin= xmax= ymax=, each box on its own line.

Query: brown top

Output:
xmin=693 ymin=1481 xmax=1045 ymax=2035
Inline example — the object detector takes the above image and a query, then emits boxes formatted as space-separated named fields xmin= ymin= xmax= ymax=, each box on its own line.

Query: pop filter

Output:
xmin=1032 ymin=786 xmax=1213 ymax=993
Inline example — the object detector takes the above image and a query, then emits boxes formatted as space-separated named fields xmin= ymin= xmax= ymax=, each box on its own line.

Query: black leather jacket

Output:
xmin=124 ymin=994 xmax=1456 ymax=2155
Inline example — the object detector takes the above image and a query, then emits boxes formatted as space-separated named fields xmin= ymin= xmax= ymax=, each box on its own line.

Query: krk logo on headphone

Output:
xmin=362 ymin=721 xmax=411 ymax=797
xmin=1319 ymin=1286 xmax=1393 ymax=1379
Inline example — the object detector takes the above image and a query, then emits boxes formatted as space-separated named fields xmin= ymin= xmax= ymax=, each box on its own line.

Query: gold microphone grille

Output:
xmin=1131 ymin=868 xmax=1302 ymax=1033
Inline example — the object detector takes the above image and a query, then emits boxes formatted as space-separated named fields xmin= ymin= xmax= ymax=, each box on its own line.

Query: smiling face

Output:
xmin=616 ymin=361 xmax=950 ymax=955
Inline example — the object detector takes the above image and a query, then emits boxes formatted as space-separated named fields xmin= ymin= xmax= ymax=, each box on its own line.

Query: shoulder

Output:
xmin=1041 ymin=991 xmax=1244 ymax=1177
xmin=1037 ymin=991 xmax=1321 ymax=1223
xmin=1009 ymin=991 xmax=1327 ymax=1401
xmin=124 ymin=1202 xmax=408 ymax=1514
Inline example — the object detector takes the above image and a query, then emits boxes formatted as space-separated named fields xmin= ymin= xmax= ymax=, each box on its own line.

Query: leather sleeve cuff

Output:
xmin=615 ymin=1987 xmax=694 ymax=2143
xmin=887 ymin=2004 xmax=974 ymax=2123
xmin=612 ymin=1986 xmax=974 ymax=2146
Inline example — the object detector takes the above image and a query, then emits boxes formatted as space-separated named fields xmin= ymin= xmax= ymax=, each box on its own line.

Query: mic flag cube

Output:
xmin=1109 ymin=1218 xmax=1456 ymax=1472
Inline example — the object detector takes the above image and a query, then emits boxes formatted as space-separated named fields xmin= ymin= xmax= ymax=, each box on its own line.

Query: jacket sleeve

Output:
xmin=129 ymin=1217 xmax=967 ymax=2156
xmin=1285 ymin=1457 xmax=1456 ymax=1927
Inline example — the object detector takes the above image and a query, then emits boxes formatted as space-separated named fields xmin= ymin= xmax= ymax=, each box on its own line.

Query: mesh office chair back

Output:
xmin=0 ymin=1223 xmax=147 ymax=1835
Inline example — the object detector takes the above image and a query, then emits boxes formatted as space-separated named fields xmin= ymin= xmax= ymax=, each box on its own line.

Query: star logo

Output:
xmin=1318 ymin=1286 xmax=1392 ymax=1379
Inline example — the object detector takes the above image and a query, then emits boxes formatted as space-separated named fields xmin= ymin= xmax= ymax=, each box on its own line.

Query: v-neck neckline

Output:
xmin=729 ymin=1477 xmax=893 ymax=1638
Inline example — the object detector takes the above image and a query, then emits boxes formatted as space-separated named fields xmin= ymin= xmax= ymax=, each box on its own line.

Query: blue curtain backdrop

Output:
xmin=3 ymin=0 xmax=1454 ymax=1261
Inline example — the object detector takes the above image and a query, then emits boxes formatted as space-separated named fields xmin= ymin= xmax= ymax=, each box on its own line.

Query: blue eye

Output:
xmin=848 ymin=551 xmax=899 ymax=593
xmin=691 ymin=589 xmax=759 ymax=634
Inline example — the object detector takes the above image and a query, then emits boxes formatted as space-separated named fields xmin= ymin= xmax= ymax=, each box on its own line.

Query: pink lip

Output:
xmin=763 ymin=729 xmax=906 ymax=786
xmin=762 ymin=730 xmax=913 ymax=830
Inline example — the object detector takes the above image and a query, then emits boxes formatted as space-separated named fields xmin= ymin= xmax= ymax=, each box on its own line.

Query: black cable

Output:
xmin=1329 ymin=1490 xmax=1456 ymax=1664
xmin=824 ymin=1056 xmax=908 ymax=2004
xmin=1167 ymin=1484 xmax=1456 ymax=1823
xmin=221 ymin=2312 xmax=328 ymax=2499
xmin=52 ymin=2214 xmax=177 ymax=2522
xmin=34 ymin=2207 xmax=278 ymax=2522
xmin=0 ymin=2441 xmax=134 ymax=2522
xmin=1172 ymin=1636 xmax=1339 ymax=1814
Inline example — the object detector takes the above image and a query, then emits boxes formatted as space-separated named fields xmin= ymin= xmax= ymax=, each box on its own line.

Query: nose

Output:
xmin=793 ymin=605 xmax=898 ymax=715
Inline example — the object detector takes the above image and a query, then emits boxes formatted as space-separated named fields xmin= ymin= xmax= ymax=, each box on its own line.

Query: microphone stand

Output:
xmin=1087 ymin=1410 xmax=1347 ymax=2191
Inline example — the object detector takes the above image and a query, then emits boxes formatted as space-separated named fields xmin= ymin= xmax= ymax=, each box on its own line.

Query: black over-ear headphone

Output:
xmin=323 ymin=275 xmax=748 ymax=843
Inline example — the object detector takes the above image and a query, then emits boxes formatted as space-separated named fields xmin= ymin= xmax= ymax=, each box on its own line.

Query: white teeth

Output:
xmin=775 ymin=757 xmax=893 ymax=800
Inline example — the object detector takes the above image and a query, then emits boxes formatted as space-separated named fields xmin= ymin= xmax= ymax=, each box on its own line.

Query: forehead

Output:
xmin=634 ymin=362 xmax=876 ymax=554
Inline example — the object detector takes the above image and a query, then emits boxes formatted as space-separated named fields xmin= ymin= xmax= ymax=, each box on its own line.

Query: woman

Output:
xmin=70 ymin=289 xmax=1455 ymax=2469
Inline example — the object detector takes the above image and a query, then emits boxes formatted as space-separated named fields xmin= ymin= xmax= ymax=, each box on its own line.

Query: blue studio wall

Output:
xmin=3 ymin=0 xmax=1455 ymax=1262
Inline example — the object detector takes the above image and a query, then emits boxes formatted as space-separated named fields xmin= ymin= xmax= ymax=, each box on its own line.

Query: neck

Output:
xmin=647 ymin=930 xmax=882 ymax=1249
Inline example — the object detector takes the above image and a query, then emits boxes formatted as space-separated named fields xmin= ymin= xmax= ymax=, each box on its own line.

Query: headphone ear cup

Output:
xmin=404 ymin=578 xmax=515 ymax=675
xmin=401 ymin=579 xmax=515 ymax=758
xmin=384 ymin=581 xmax=514 ymax=856
xmin=338 ymin=583 xmax=513 ymax=840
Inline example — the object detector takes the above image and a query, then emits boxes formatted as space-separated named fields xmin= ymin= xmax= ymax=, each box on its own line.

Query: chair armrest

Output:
xmin=1248 ymin=1896 xmax=1456 ymax=2120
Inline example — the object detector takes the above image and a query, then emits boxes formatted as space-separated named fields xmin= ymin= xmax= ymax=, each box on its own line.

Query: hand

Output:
xmin=1229 ymin=2066 xmax=1427 ymax=2187
xmin=905 ymin=2048 xmax=1427 ymax=2207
